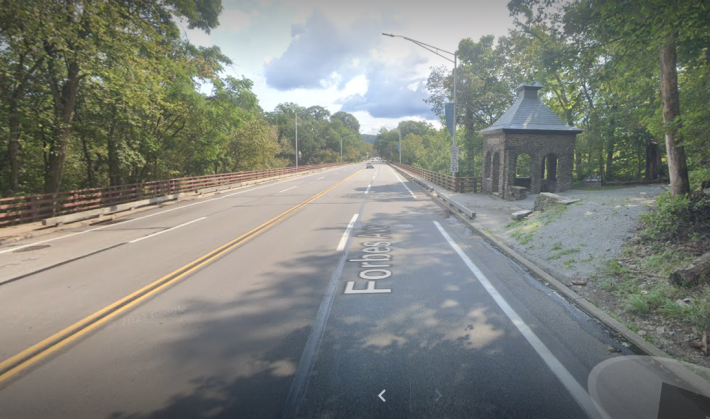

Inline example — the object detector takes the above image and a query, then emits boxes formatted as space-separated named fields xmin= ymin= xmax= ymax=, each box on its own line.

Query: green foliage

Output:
xmin=0 ymin=1 xmax=369 ymax=195
xmin=419 ymin=0 xmax=709 ymax=187
xmin=638 ymin=192 xmax=710 ymax=245
xmin=625 ymin=294 xmax=649 ymax=314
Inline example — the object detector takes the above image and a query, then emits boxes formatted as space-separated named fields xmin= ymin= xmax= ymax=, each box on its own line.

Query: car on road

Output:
xmin=366 ymin=162 xmax=374 ymax=169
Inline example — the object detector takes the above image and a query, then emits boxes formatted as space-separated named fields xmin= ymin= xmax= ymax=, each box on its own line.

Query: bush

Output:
xmin=638 ymin=191 xmax=710 ymax=245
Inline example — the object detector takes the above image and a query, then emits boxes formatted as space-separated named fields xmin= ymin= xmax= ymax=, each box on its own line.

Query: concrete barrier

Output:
xmin=42 ymin=193 xmax=184 ymax=226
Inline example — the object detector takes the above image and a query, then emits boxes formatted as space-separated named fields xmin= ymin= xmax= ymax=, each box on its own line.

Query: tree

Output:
xmin=427 ymin=35 xmax=517 ymax=176
xmin=0 ymin=0 xmax=224 ymax=193
xmin=564 ymin=0 xmax=710 ymax=195
xmin=331 ymin=111 xmax=360 ymax=133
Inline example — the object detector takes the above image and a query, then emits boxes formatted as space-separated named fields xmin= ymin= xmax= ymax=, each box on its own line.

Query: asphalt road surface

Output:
xmin=0 ymin=163 xmax=631 ymax=418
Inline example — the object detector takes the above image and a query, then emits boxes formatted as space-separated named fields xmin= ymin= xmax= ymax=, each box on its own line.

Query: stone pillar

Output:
xmin=530 ymin=154 xmax=543 ymax=194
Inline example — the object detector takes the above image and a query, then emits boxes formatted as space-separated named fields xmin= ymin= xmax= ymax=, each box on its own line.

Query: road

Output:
xmin=0 ymin=163 xmax=628 ymax=418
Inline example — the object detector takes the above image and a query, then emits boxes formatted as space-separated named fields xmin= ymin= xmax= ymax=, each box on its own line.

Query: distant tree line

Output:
xmin=0 ymin=0 xmax=373 ymax=197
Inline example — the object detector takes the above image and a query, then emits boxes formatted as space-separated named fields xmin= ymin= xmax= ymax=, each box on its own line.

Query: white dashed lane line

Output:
xmin=336 ymin=214 xmax=359 ymax=251
xmin=129 ymin=217 xmax=207 ymax=244
xmin=0 ymin=167 xmax=345 ymax=255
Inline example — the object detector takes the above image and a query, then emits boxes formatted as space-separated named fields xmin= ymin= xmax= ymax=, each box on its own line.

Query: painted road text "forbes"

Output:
xmin=344 ymin=225 xmax=392 ymax=294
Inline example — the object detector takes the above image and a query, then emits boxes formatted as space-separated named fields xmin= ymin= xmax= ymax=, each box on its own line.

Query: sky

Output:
xmin=181 ymin=0 xmax=515 ymax=134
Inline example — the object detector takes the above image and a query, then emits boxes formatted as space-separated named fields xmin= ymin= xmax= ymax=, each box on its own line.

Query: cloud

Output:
xmin=338 ymin=55 xmax=436 ymax=119
xmin=219 ymin=8 xmax=252 ymax=32
xmin=264 ymin=9 xmax=385 ymax=90
xmin=291 ymin=23 xmax=306 ymax=37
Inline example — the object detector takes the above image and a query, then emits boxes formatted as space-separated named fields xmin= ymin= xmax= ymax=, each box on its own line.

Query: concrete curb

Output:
xmin=0 ymin=165 xmax=351 ymax=246
xmin=390 ymin=164 xmax=670 ymax=359
xmin=42 ymin=193 xmax=185 ymax=227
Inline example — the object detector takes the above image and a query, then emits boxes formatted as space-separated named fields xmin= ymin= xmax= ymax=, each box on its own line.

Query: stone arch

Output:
xmin=541 ymin=153 xmax=559 ymax=192
xmin=484 ymin=151 xmax=492 ymax=178
xmin=492 ymin=152 xmax=501 ymax=193
xmin=514 ymin=152 xmax=532 ymax=190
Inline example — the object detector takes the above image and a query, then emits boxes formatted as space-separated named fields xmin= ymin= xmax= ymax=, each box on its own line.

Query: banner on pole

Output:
xmin=445 ymin=103 xmax=455 ymax=137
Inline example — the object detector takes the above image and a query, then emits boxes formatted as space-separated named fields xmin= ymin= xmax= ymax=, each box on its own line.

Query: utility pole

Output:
xmin=295 ymin=113 xmax=299 ymax=168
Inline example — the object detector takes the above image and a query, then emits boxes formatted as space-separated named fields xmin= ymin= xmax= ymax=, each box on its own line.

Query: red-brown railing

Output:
xmin=390 ymin=163 xmax=479 ymax=193
xmin=0 ymin=163 xmax=347 ymax=227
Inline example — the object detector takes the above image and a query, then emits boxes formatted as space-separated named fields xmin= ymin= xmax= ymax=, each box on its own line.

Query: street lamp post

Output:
xmin=295 ymin=113 xmax=299 ymax=168
xmin=295 ymin=111 xmax=311 ymax=168
xmin=398 ymin=129 xmax=402 ymax=164
xmin=382 ymin=33 xmax=457 ymax=174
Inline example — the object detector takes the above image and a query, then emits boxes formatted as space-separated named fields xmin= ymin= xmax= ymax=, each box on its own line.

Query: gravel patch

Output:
xmin=453 ymin=185 xmax=667 ymax=282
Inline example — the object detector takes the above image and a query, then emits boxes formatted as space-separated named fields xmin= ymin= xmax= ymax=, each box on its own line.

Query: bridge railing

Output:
xmin=0 ymin=163 xmax=347 ymax=227
xmin=390 ymin=163 xmax=479 ymax=193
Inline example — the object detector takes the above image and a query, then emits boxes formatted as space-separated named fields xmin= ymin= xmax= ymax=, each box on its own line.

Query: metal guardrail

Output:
xmin=390 ymin=163 xmax=479 ymax=193
xmin=0 ymin=163 xmax=347 ymax=227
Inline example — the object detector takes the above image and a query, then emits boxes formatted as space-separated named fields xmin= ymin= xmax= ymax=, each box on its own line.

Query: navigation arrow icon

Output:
xmin=378 ymin=390 xmax=386 ymax=402
xmin=435 ymin=389 xmax=442 ymax=402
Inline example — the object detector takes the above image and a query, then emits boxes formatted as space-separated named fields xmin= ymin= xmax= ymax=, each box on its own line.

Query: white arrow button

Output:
xmin=378 ymin=389 xmax=386 ymax=402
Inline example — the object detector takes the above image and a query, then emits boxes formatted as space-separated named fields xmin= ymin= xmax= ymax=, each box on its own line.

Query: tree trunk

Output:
xmin=605 ymin=139 xmax=614 ymax=180
xmin=44 ymin=60 xmax=81 ymax=194
xmin=6 ymin=55 xmax=44 ymax=193
xmin=670 ymin=252 xmax=710 ymax=287
xmin=7 ymin=106 xmax=22 ymax=193
xmin=645 ymin=138 xmax=660 ymax=180
xmin=107 ymin=106 xmax=120 ymax=186
xmin=80 ymin=135 xmax=95 ymax=188
xmin=659 ymin=40 xmax=690 ymax=196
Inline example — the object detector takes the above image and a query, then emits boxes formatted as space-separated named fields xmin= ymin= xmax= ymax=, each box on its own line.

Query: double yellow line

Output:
xmin=0 ymin=169 xmax=363 ymax=386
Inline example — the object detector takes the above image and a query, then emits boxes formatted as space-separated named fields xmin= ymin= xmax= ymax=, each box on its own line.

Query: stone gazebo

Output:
xmin=479 ymin=83 xmax=582 ymax=200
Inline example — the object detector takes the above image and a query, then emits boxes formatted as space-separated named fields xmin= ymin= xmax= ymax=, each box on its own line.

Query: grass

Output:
xmin=509 ymin=220 xmax=541 ymax=245
xmin=505 ymin=205 xmax=572 ymax=246
xmin=625 ymin=294 xmax=650 ymax=314
xmin=638 ymin=248 xmax=696 ymax=277
xmin=599 ymin=218 xmax=710 ymax=336
xmin=563 ymin=259 xmax=578 ymax=267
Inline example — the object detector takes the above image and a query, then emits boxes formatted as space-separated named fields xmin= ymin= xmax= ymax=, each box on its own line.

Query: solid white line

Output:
xmin=336 ymin=214 xmax=359 ymax=251
xmin=433 ymin=221 xmax=603 ymax=419
xmin=279 ymin=186 xmax=298 ymax=193
xmin=0 ymin=231 xmax=87 ymax=255
xmin=129 ymin=217 xmax=206 ymax=244
xmin=389 ymin=167 xmax=416 ymax=198
xmin=365 ymin=184 xmax=371 ymax=194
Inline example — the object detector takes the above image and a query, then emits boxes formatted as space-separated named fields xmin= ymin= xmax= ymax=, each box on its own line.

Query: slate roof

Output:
xmin=479 ymin=83 xmax=583 ymax=135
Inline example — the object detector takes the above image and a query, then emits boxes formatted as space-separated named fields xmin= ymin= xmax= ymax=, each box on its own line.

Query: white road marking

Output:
xmin=433 ymin=221 xmax=603 ymax=419
xmin=279 ymin=186 xmax=298 ymax=193
xmin=336 ymin=214 xmax=359 ymax=251
xmin=365 ymin=184 xmax=371 ymax=194
xmin=129 ymin=217 xmax=207 ymax=244
xmin=317 ymin=177 xmax=325 ymax=180
xmin=0 ymin=167 xmax=344 ymax=255
xmin=390 ymin=167 xmax=416 ymax=198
